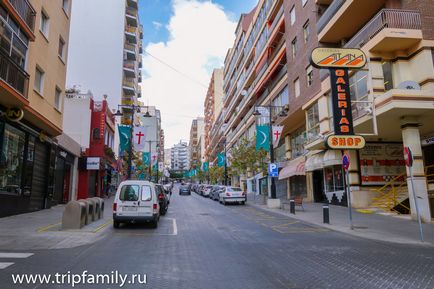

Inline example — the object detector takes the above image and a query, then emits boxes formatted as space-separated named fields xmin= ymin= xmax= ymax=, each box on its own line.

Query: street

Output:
xmin=1 ymin=185 xmax=433 ymax=289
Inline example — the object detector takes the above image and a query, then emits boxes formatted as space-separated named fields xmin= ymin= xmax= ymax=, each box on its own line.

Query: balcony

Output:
xmin=125 ymin=7 xmax=138 ymax=27
xmin=125 ymin=26 xmax=137 ymax=44
xmin=344 ymin=9 xmax=422 ymax=53
xmin=123 ymin=60 xmax=136 ymax=77
xmin=126 ymin=0 xmax=138 ymax=9
xmin=124 ymin=43 xmax=136 ymax=60
xmin=4 ymin=0 xmax=36 ymax=38
xmin=122 ymin=80 xmax=136 ymax=96
xmin=0 ymin=49 xmax=29 ymax=105
xmin=317 ymin=0 xmax=386 ymax=43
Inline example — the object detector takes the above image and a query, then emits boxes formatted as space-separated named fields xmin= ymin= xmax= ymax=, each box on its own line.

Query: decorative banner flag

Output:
xmin=151 ymin=152 xmax=158 ymax=167
xmin=142 ymin=152 xmax=150 ymax=165
xmin=133 ymin=126 xmax=147 ymax=151
xmin=272 ymin=125 xmax=284 ymax=148
xmin=202 ymin=162 xmax=209 ymax=172
xmin=256 ymin=125 xmax=270 ymax=151
xmin=118 ymin=126 xmax=131 ymax=152
xmin=217 ymin=153 xmax=225 ymax=167
xmin=158 ymin=162 xmax=164 ymax=172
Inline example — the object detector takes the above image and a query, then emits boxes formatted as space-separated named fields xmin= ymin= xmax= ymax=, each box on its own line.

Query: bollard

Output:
xmin=323 ymin=204 xmax=330 ymax=224
xmin=289 ymin=200 xmax=295 ymax=214
xmin=86 ymin=198 xmax=96 ymax=222
xmin=62 ymin=201 xmax=86 ymax=229
xmin=78 ymin=199 xmax=90 ymax=225
xmin=100 ymin=198 xmax=105 ymax=218
xmin=90 ymin=198 xmax=101 ymax=220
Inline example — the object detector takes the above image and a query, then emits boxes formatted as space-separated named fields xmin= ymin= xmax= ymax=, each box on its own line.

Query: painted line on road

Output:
xmin=0 ymin=253 xmax=34 ymax=258
xmin=171 ymin=218 xmax=178 ymax=235
xmin=0 ymin=262 xmax=14 ymax=269
xmin=92 ymin=220 xmax=113 ymax=233
xmin=271 ymin=221 xmax=300 ymax=228
xmin=36 ymin=222 xmax=61 ymax=233
xmin=272 ymin=227 xmax=330 ymax=234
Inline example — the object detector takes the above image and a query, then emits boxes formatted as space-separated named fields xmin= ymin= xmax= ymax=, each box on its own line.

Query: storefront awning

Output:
xmin=323 ymin=150 xmax=342 ymax=167
xmin=278 ymin=157 xmax=306 ymax=180
xmin=305 ymin=152 xmax=325 ymax=172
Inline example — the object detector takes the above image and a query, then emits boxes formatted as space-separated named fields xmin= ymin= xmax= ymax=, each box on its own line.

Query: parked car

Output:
xmin=202 ymin=185 xmax=213 ymax=197
xmin=155 ymin=184 xmax=169 ymax=215
xmin=113 ymin=180 xmax=160 ymax=228
xmin=179 ymin=184 xmax=191 ymax=195
xmin=210 ymin=186 xmax=224 ymax=201
xmin=219 ymin=187 xmax=246 ymax=205
xmin=163 ymin=184 xmax=173 ymax=204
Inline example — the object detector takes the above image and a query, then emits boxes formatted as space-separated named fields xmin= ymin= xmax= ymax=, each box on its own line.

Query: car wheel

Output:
xmin=151 ymin=219 xmax=158 ymax=229
xmin=113 ymin=221 xmax=120 ymax=228
xmin=241 ymin=201 xmax=246 ymax=205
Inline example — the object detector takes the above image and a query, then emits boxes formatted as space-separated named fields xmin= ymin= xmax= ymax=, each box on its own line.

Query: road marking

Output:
xmin=171 ymin=218 xmax=178 ymax=235
xmin=92 ymin=220 xmax=113 ymax=233
xmin=271 ymin=221 xmax=300 ymax=228
xmin=0 ymin=253 xmax=34 ymax=258
xmin=0 ymin=262 xmax=14 ymax=269
xmin=36 ymin=222 xmax=61 ymax=233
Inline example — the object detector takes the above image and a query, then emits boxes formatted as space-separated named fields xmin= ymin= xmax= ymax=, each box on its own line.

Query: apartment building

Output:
xmin=204 ymin=68 xmax=224 ymax=160
xmin=138 ymin=105 xmax=163 ymax=168
xmin=189 ymin=117 xmax=205 ymax=169
xmin=0 ymin=0 xmax=71 ymax=217
xmin=171 ymin=141 xmax=190 ymax=171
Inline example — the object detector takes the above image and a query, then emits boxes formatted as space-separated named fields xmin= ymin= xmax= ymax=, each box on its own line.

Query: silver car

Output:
xmin=219 ymin=187 xmax=246 ymax=205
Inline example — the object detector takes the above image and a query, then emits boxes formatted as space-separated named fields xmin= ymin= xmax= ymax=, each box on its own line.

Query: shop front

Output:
xmin=305 ymin=152 xmax=325 ymax=203
xmin=53 ymin=149 xmax=76 ymax=205
xmin=0 ymin=116 xmax=56 ymax=217
xmin=278 ymin=157 xmax=306 ymax=200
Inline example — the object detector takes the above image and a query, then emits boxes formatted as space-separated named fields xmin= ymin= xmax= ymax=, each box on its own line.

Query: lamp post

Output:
xmin=114 ymin=105 xmax=152 ymax=180
xmin=252 ymin=105 xmax=288 ymax=199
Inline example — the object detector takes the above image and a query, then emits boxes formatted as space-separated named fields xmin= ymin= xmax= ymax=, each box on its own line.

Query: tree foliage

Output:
xmin=229 ymin=137 xmax=268 ymax=177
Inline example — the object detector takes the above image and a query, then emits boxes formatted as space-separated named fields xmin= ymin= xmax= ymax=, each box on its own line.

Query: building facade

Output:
xmin=189 ymin=117 xmax=205 ymax=169
xmin=171 ymin=141 xmax=190 ymax=171
xmin=215 ymin=0 xmax=434 ymax=221
xmin=0 ymin=0 xmax=71 ymax=217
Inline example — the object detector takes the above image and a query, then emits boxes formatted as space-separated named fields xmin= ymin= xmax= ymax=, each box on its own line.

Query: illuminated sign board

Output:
xmin=329 ymin=68 xmax=354 ymax=135
xmin=326 ymin=135 xmax=366 ymax=150
xmin=5 ymin=107 xmax=24 ymax=122
xmin=310 ymin=47 xmax=367 ymax=69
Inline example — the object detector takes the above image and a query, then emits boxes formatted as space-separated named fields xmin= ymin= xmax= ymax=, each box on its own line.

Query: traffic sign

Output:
xmin=342 ymin=154 xmax=350 ymax=171
xmin=268 ymin=163 xmax=278 ymax=177
xmin=404 ymin=146 xmax=413 ymax=167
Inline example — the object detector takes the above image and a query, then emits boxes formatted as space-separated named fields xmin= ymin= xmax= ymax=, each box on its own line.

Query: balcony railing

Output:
xmin=8 ymin=0 xmax=36 ymax=31
xmin=317 ymin=0 xmax=345 ymax=34
xmin=344 ymin=9 xmax=422 ymax=48
xmin=0 ymin=49 xmax=29 ymax=98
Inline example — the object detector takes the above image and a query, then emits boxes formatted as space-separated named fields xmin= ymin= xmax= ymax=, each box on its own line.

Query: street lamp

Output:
xmin=252 ymin=104 xmax=288 ymax=199
xmin=113 ymin=104 xmax=151 ymax=180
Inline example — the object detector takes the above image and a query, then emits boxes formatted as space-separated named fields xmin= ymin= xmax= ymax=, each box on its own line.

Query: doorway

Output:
xmin=313 ymin=170 xmax=325 ymax=202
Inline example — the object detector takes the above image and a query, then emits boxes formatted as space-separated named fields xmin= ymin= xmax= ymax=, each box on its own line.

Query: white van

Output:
xmin=113 ymin=181 xmax=160 ymax=228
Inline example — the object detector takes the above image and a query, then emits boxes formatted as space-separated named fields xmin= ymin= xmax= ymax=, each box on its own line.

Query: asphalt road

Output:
xmin=1 ymin=184 xmax=434 ymax=289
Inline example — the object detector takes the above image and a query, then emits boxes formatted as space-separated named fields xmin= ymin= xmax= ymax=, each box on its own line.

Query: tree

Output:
xmin=229 ymin=137 xmax=268 ymax=177
xmin=209 ymin=166 xmax=224 ymax=184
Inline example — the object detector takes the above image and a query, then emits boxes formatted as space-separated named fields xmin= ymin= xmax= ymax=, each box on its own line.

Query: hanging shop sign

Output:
xmin=310 ymin=47 xmax=367 ymax=150
xmin=86 ymin=157 xmax=101 ymax=170
xmin=310 ymin=47 xmax=367 ymax=69
xmin=5 ymin=107 xmax=24 ymax=122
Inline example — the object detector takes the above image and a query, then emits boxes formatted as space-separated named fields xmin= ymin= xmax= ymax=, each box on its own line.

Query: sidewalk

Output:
xmin=0 ymin=198 xmax=113 ymax=251
xmin=247 ymin=194 xmax=434 ymax=246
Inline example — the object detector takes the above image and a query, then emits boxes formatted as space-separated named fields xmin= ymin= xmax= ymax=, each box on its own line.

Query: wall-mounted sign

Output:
xmin=5 ymin=107 xmax=24 ymax=122
xmin=310 ymin=47 xmax=367 ymax=69
xmin=86 ymin=157 xmax=100 ymax=170
xmin=329 ymin=68 xmax=354 ymax=135
xmin=326 ymin=135 xmax=366 ymax=150
xmin=421 ymin=136 xmax=434 ymax=146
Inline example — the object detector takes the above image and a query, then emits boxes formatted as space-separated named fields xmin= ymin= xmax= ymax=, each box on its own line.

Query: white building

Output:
xmin=171 ymin=141 xmax=190 ymax=171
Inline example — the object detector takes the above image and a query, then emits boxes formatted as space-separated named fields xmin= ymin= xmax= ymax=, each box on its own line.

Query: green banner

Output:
xmin=256 ymin=125 xmax=270 ymax=151
xmin=217 ymin=153 xmax=225 ymax=167
xmin=142 ymin=152 xmax=150 ymax=165
xmin=202 ymin=162 xmax=209 ymax=172
xmin=118 ymin=126 xmax=131 ymax=152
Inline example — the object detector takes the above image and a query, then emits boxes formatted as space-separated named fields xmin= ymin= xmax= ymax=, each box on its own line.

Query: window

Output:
xmin=290 ymin=126 xmax=306 ymax=158
xmin=302 ymin=0 xmax=308 ymax=6
xmin=119 ymin=185 xmax=139 ymax=201
xmin=272 ymin=86 xmax=289 ymax=107
xmin=306 ymin=65 xmax=313 ymax=87
xmin=34 ymin=66 xmax=44 ymax=94
xmin=0 ymin=124 xmax=25 ymax=195
xmin=306 ymin=102 xmax=320 ymax=142
xmin=40 ymin=10 xmax=49 ymax=37
xmin=62 ymin=0 xmax=70 ymax=14
xmin=291 ymin=37 xmax=297 ymax=58
xmin=349 ymin=70 xmax=369 ymax=119
xmin=141 ymin=186 xmax=152 ymax=201
xmin=324 ymin=165 xmax=344 ymax=193
xmin=382 ymin=61 xmax=393 ymax=91
xmin=58 ymin=36 xmax=65 ymax=59
xmin=294 ymin=78 xmax=300 ymax=98
xmin=303 ymin=21 xmax=310 ymax=43
xmin=54 ymin=87 xmax=62 ymax=110
xmin=290 ymin=6 xmax=296 ymax=25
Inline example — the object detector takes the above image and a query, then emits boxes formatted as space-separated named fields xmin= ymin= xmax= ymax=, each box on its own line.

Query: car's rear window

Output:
xmin=119 ymin=185 xmax=139 ymax=201
xmin=228 ymin=187 xmax=242 ymax=192
xmin=141 ymin=186 xmax=152 ymax=201
xmin=180 ymin=185 xmax=189 ymax=189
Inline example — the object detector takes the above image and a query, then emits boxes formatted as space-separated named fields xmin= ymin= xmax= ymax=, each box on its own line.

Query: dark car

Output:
xmin=210 ymin=186 xmax=224 ymax=201
xmin=155 ymin=184 xmax=169 ymax=215
xmin=179 ymin=184 xmax=191 ymax=195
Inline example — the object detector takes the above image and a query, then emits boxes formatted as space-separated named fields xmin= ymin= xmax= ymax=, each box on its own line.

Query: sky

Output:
xmin=139 ymin=0 xmax=258 ymax=148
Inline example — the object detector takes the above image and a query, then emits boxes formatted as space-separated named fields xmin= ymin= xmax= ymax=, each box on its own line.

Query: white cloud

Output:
xmin=141 ymin=0 xmax=236 ymax=148
xmin=152 ymin=21 xmax=163 ymax=30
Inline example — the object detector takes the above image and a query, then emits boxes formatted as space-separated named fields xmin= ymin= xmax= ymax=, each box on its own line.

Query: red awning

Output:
xmin=278 ymin=157 xmax=306 ymax=180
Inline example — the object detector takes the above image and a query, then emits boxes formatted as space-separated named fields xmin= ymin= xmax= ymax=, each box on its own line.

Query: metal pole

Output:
xmin=148 ymin=140 xmax=152 ymax=181
xmin=345 ymin=168 xmax=353 ymax=230
xmin=409 ymin=167 xmax=424 ymax=242
xmin=127 ymin=107 xmax=135 ymax=180
xmin=224 ymin=138 xmax=227 ymax=186
xmin=269 ymin=106 xmax=276 ymax=199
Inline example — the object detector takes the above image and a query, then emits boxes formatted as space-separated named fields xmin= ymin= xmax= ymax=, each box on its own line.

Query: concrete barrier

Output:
xmin=78 ymin=199 xmax=90 ymax=225
xmin=62 ymin=201 xmax=86 ymax=229
xmin=86 ymin=198 xmax=97 ymax=222
xmin=90 ymin=198 xmax=103 ymax=219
